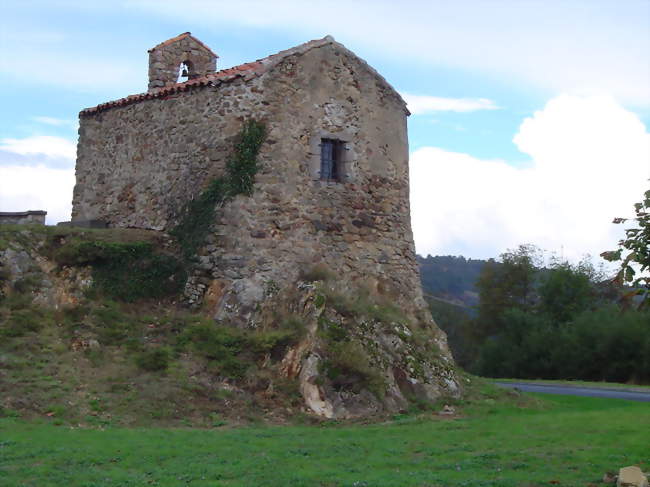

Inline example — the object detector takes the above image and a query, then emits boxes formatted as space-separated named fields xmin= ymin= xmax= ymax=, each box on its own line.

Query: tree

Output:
xmin=601 ymin=184 xmax=650 ymax=309
xmin=538 ymin=259 xmax=598 ymax=323
xmin=474 ymin=244 xmax=542 ymax=339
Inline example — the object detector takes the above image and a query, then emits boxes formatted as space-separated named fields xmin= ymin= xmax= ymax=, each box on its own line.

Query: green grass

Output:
xmin=0 ymin=394 xmax=647 ymax=486
xmin=492 ymin=377 xmax=650 ymax=392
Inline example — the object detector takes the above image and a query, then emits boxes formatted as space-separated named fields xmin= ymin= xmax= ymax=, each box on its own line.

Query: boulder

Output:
xmin=617 ymin=466 xmax=649 ymax=487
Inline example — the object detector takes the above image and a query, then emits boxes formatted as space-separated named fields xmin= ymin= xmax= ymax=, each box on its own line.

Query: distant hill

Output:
xmin=417 ymin=254 xmax=490 ymax=308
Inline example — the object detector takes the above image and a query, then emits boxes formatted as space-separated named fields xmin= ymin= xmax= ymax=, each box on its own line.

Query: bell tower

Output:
xmin=147 ymin=32 xmax=218 ymax=91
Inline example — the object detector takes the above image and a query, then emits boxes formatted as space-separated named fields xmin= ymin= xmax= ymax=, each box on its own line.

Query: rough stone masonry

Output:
xmin=71 ymin=33 xmax=459 ymax=416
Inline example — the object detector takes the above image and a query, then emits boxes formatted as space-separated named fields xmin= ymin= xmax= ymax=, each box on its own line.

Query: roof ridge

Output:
xmin=148 ymin=32 xmax=219 ymax=58
xmin=80 ymin=35 xmax=407 ymax=116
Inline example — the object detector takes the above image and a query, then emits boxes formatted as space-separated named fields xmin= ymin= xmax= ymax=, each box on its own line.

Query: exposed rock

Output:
xmin=618 ymin=466 xmax=649 ymax=487
xmin=438 ymin=404 xmax=456 ymax=416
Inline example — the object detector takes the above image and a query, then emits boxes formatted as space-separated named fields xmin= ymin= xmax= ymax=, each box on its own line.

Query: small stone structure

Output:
xmin=0 ymin=211 xmax=46 ymax=225
xmin=71 ymin=33 xmax=459 ymax=416
xmin=147 ymin=32 xmax=218 ymax=90
xmin=72 ymin=33 xmax=422 ymax=321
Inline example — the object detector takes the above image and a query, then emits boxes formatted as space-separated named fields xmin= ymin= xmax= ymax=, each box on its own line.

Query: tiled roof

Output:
xmin=80 ymin=35 xmax=407 ymax=116
xmin=80 ymin=61 xmax=265 ymax=115
xmin=148 ymin=32 xmax=219 ymax=58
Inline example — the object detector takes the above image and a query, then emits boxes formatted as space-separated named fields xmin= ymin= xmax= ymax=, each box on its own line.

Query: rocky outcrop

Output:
xmin=0 ymin=229 xmax=91 ymax=308
xmin=254 ymin=276 xmax=459 ymax=418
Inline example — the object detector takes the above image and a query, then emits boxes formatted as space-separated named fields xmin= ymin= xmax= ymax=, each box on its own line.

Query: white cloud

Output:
xmin=0 ymin=165 xmax=74 ymax=224
xmin=0 ymin=135 xmax=76 ymax=223
xmin=410 ymin=94 xmax=650 ymax=261
xmin=401 ymin=93 xmax=499 ymax=115
xmin=33 ymin=116 xmax=77 ymax=128
xmin=0 ymin=136 xmax=77 ymax=160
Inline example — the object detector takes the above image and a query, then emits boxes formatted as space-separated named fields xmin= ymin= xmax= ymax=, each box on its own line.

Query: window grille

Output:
xmin=320 ymin=139 xmax=343 ymax=182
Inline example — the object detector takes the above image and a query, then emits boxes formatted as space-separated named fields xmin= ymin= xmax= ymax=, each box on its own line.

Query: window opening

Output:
xmin=320 ymin=139 xmax=344 ymax=182
xmin=177 ymin=60 xmax=193 ymax=83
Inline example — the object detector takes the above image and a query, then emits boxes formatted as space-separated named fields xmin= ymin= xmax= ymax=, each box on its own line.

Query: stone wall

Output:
xmin=0 ymin=211 xmax=46 ymax=225
xmin=73 ymin=77 xmax=266 ymax=230
xmin=148 ymin=33 xmax=217 ymax=90
xmin=74 ymin=40 xmax=431 ymax=329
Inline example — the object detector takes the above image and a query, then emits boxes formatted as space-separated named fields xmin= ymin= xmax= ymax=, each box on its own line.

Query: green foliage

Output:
xmin=0 ymin=306 xmax=53 ymax=337
xmin=475 ymin=245 xmax=541 ymax=340
xmin=538 ymin=260 xmax=596 ymax=323
xmin=51 ymin=239 xmax=185 ymax=302
xmin=171 ymin=120 xmax=266 ymax=260
xmin=320 ymin=341 xmax=385 ymax=397
xmin=426 ymin=296 xmax=475 ymax=368
xmin=601 ymin=184 xmax=650 ymax=309
xmin=12 ymin=274 xmax=42 ymax=294
xmin=177 ymin=321 xmax=247 ymax=377
xmin=466 ymin=243 xmax=649 ymax=383
xmin=91 ymin=302 xmax=136 ymax=345
xmin=475 ymin=306 xmax=650 ymax=382
xmin=318 ymin=316 xmax=349 ymax=343
xmin=224 ymin=119 xmax=267 ymax=196
xmin=177 ymin=316 xmax=301 ymax=379
xmin=135 ymin=347 xmax=172 ymax=372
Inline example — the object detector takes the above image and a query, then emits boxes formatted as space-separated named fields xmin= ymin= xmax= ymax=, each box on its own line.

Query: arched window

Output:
xmin=177 ymin=60 xmax=194 ymax=82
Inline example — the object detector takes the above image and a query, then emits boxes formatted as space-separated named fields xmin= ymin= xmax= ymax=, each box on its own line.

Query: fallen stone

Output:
xmin=437 ymin=404 xmax=455 ymax=416
xmin=617 ymin=466 xmax=649 ymax=487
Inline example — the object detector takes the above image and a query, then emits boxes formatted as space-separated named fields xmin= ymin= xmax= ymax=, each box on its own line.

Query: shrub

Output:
xmin=52 ymin=240 xmax=186 ymax=302
xmin=474 ymin=306 xmax=650 ymax=383
xmin=92 ymin=302 xmax=136 ymax=345
xmin=136 ymin=347 xmax=172 ymax=372
xmin=1 ymin=306 xmax=53 ymax=337
xmin=177 ymin=322 xmax=248 ymax=379
xmin=321 ymin=341 xmax=385 ymax=397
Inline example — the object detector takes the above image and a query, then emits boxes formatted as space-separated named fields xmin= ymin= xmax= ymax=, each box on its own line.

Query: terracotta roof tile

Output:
xmin=80 ymin=35 xmax=407 ymax=116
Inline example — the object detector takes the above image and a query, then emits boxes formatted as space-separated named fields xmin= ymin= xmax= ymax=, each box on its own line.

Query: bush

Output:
xmin=52 ymin=240 xmax=186 ymax=302
xmin=1 ymin=306 xmax=53 ymax=337
xmin=177 ymin=322 xmax=248 ymax=378
xmin=321 ymin=341 xmax=385 ymax=397
xmin=136 ymin=347 xmax=172 ymax=372
xmin=474 ymin=306 xmax=650 ymax=383
xmin=92 ymin=303 xmax=137 ymax=345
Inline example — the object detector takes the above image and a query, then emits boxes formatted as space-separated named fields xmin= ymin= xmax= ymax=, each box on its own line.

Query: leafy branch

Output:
xmin=601 ymin=183 xmax=650 ymax=309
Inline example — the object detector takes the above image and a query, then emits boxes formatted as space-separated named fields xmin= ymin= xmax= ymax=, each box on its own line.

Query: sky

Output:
xmin=1 ymin=0 xmax=649 ymax=264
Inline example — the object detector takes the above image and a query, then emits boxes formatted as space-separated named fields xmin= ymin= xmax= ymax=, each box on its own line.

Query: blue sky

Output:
xmin=1 ymin=0 xmax=649 ymax=262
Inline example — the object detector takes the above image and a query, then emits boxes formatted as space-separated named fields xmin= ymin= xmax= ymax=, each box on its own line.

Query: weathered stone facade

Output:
xmin=0 ymin=211 xmax=46 ymax=225
xmin=148 ymin=32 xmax=217 ymax=90
xmin=72 ymin=34 xmax=459 ymax=416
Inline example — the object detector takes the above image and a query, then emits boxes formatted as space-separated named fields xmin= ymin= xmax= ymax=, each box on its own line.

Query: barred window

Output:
xmin=320 ymin=138 xmax=344 ymax=182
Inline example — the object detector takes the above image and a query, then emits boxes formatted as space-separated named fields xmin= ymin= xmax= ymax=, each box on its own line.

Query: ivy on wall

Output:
xmin=171 ymin=119 xmax=266 ymax=260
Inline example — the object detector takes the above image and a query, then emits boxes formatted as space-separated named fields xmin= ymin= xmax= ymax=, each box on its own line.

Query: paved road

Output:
xmin=494 ymin=382 xmax=650 ymax=402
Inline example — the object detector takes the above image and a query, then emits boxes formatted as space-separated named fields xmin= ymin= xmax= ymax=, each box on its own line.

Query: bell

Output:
xmin=181 ymin=68 xmax=189 ymax=78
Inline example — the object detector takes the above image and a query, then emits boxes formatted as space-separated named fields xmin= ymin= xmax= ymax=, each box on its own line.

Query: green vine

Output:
xmin=171 ymin=119 xmax=266 ymax=260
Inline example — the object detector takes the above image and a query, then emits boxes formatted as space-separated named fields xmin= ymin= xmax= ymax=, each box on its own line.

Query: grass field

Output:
xmin=1 ymin=393 xmax=647 ymax=487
